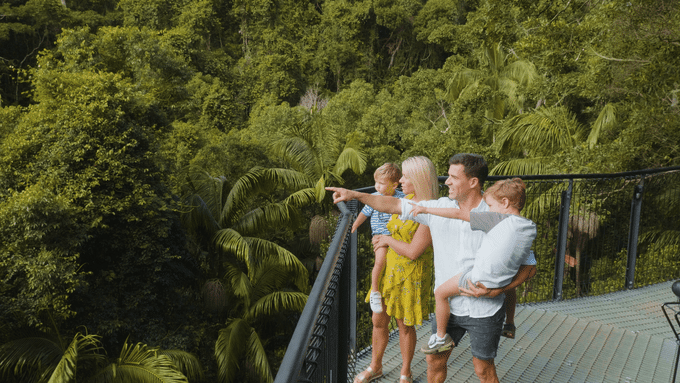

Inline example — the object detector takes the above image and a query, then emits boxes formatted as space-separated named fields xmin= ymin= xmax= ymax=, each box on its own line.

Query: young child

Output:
xmin=351 ymin=162 xmax=405 ymax=313
xmin=411 ymin=178 xmax=537 ymax=353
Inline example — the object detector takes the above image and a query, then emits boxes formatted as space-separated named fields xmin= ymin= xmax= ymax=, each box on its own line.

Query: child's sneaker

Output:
xmin=421 ymin=333 xmax=454 ymax=354
xmin=369 ymin=291 xmax=383 ymax=313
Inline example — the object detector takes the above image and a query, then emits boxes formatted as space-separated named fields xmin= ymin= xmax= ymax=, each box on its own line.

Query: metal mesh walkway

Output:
xmin=354 ymin=281 xmax=678 ymax=383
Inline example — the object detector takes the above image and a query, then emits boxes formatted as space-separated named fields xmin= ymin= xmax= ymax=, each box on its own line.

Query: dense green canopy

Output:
xmin=1 ymin=0 xmax=678 ymax=381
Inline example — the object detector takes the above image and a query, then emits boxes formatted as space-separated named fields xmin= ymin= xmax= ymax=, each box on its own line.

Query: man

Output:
xmin=327 ymin=153 xmax=535 ymax=383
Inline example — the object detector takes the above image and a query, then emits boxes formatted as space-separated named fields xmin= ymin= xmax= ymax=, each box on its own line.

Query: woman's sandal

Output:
xmin=399 ymin=375 xmax=413 ymax=383
xmin=353 ymin=366 xmax=383 ymax=383
xmin=502 ymin=323 xmax=516 ymax=339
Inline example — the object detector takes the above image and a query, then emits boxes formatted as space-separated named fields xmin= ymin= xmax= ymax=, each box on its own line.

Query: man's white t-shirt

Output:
xmin=400 ymin=197 xmax=502 ymax=318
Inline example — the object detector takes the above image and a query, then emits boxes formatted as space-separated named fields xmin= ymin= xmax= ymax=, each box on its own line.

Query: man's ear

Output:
xmin=469 ymin=177 xmax=480 ymax=189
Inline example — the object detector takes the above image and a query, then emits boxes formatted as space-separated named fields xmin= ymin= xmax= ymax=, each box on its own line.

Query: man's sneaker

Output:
xmin=421 ymin=333 xmax=454 ymax=354
xmin=369 ymin=291 xmax=383 ymax=313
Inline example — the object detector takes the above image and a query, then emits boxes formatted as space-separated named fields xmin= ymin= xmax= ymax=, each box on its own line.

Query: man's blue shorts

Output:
xmin=431 ymin=302 xmax=505 ymax=360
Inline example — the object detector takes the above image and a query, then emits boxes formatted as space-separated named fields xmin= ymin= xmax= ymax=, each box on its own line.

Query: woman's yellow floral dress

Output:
xmin=365 ymin=194 xmax=434 ymax=326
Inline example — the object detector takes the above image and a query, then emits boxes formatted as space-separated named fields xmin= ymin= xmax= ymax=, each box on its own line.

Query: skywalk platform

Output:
xmin=354 ymin=281 xmax=679 ymax=383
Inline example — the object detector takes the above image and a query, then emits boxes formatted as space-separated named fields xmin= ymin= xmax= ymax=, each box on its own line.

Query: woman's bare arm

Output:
xmin=372 ymin=224 xmax=432 ymax=260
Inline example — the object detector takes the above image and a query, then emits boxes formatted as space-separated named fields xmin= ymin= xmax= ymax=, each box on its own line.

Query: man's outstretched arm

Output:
xmin=325 ymin=187 xmax=402 ymax=215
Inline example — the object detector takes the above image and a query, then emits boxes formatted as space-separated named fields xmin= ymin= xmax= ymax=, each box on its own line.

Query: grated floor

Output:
xmin=354 ymin=281 xmax=679 ymax=383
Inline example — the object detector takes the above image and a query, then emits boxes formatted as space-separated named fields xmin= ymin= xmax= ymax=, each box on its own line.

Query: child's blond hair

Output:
xmin=484 ymin=178 xmax=527 ymax=210
xmin=374 ymin=162 xmax=402 ymax=184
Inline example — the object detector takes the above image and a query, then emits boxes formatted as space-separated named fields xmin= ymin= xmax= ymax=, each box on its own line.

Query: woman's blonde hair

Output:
xmin=401 ymin=156 xmax=438 ymax=200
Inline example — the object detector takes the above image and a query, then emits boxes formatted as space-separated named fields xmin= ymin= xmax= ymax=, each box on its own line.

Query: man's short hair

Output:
xmin=374 ymin=162 xmax=402 ymax=183
xmin=449 ymin=153 xmax=488 ymax=186
xmin=485 ymin=178 xmax=527 ymax=210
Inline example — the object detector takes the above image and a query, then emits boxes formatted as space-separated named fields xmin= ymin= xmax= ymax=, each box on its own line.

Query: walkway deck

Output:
xmin=354 ymin=281 xmax=679 ymax=383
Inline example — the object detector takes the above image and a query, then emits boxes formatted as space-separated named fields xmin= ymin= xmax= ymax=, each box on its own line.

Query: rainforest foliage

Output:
xmin=1 ymin=0 xmax=679 ymax=381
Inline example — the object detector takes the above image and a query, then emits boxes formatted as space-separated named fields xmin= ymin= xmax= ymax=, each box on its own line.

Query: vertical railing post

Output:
xmin=346 ymin=215 xmax=358 ymax=383
xmin=625 ymin=178 xmax=645 ymax=290
xmin=553 ymin=180 xmax=572 ymax=301
xmin=337 ymin=205 xmax=358 ymax=383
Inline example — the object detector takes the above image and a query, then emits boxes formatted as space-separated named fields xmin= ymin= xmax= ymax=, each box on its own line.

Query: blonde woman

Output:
xmin=328 ymin=156 xmax=438 ymax=383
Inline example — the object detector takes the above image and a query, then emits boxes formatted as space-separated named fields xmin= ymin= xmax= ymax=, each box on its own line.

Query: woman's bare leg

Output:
xmin=368 ymin=305 xmax=389 ymax=372
xmin=397 ymin=318 xmax=416 ymax=378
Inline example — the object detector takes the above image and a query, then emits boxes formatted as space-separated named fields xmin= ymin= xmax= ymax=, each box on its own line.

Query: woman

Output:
xmin=354 ymin=156 xmax=438 ymax=383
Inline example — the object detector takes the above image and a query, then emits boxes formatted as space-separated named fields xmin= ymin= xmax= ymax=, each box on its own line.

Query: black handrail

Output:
xmin=274 ymin=201 xmax=357 ymax=383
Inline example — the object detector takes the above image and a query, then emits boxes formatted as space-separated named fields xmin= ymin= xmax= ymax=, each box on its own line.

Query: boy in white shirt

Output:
xmin=411 ymin=178 xmax=537 ymax=353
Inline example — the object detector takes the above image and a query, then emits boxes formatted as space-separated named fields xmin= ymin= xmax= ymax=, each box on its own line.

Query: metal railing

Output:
xmin=274 ymin=166 xmax=680 ymax=383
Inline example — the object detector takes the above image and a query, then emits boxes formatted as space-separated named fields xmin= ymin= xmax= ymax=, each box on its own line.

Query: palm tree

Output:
xmin=214 ymin=253 xmax=308 ymax=383
xmin=491 ymin=104 xmax=616 ymax=176
xmin=0 ymin=332 xmax=104 ymax=383
xmin=0 ymin=332 xmax=200 ymax=383
xmin=248 ymin=87 xmax=366 ymax=206
xmin=181 ymin=167 xmax=310 ymax=383
xmin=489 ymin=104 xmax=618 ymax=296
xmin=444 ymin=42 xmax=539 ymax=139
xmin=268 ymin=112 xmax=367 ymax=204
xmin=182 ymin=166 xmax=311 ymax=279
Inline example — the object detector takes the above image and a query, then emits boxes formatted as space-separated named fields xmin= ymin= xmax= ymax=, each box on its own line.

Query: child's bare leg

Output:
xmin=433 ymin=273 xmax=463 ymax=337
xmin=371 ymin=246 xmax=388 ymax=292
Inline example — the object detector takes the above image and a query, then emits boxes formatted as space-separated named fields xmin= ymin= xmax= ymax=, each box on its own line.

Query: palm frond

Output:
xmin=445 ymin=69 xmax=480 ymax=102
xmin=264 ymin=167 xmax=315 ymax=191
xmin=245 ymin=237 xmax=308 ymax=292
xmin=0 ymin=337 xmax=62 ymax=382
xmin=284 ymin=188 xmax=318 ymax=207
xmin=457 ymin=79 xmax=482 ymax=101
xmin=646 ymin=179 xmax=680 ymax=209
xmin=213 ymin=228 xmax=251 ymax=269
xmin=639 ymin=229 xmax=680 ymax=249
xmin=587 ymin=103 xmax=616 ymax=149
xmin=224 ymin=262 xmax=252 ymax=302
xmin=269 ymin=137 xmax=319 ymax=178
xmin=496 ymin=106 xmax=583 ymax=156
xmin=91 ymin=362 xmax=188 ymax=383
xmin=523 ymin=182 xmax=568 ymax=219
xmin=182 ymin=194 xmax=221 ymax=240
xmin=221 ymin=167 xmax=269 ymax=225
xmin=483 ymin=43 xmax=503 ymax=74
xmin=503 ymin=60 xmax=539 ymax=88
xmin=490 ymin=157 xmax=553 ymax=177
xmin=249 ymin=261 xmax=298 ymax=302
xmin=158 ymin=350 xmax=204 ymax=383
xmin=223 ymin=167 xmax=312 ymax=226
xmin=91 ymin=342 xmax=188 ymax=383
xmin=216 ymin=319 xmax=251 ymax=383
xmin=232 ymin=202 xmax=299 ymax=237
xmin=246 ymin=328 xmax=273 ymax=383
xmin=47 ymin=333 xmax=105 ymax=383
xmin=248 ymin=292 xmax=308 ymax=321
xmin=314 ymin=177 xmax=327 ymax=203
xmin=184 ymin=171 xmax=229 ymax=220
xmin=332 ymin=146 xmax=367 ymax=178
